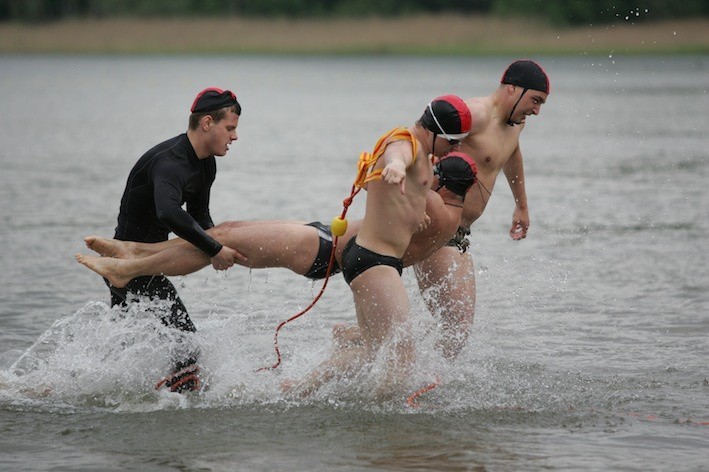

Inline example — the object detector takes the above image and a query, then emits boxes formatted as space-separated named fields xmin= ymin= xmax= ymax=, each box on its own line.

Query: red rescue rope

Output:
xmin=257 ymin=187 xmax=361 ymax=372
xmin=406 ymin=375 xmax=440 ymax=408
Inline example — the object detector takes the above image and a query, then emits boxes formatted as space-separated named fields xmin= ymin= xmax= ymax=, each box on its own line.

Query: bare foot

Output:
xmin=84 ymin=235 xmax=138 ymax=259
xmin=75 ymin=254 xmax=133 ymax=288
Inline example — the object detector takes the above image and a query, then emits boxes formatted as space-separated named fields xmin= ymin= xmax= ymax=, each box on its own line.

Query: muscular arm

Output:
xmin=502 ymin=145 xmax=530 ymax=240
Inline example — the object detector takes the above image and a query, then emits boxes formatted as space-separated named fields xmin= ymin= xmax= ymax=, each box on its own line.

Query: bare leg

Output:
xmin=344 ymin=266 xmax=415 ymax=399
xmin=85 ymin=220 xmax=314 ymax=259
xmin=76 ymin=242 xmax=208 ymax=288
xmin=414 ymin=246 xmax=475 ymax=360
xmin=332 ymin=323 xmax=363 ymax=349
xmin=282 ymin=343 xmax=368 ymax=399
xmin=207 ymin=221 xmax=320 ymax=274
xmin=283 ymin=266 xmax=415 ymax=400
xmin=84 ymin=223 xmax=239 ymax=259
xmin=281 ymin=323 xmax=364 ymax=398
xmin=77 ymin=221 xmax=323 ymax=287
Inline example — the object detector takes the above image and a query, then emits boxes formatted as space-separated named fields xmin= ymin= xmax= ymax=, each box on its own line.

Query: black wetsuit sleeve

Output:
xmin=152 ymin=162 xmax=223 ymax=257
xmin=187 ymin=183 xmax=215 ymax=231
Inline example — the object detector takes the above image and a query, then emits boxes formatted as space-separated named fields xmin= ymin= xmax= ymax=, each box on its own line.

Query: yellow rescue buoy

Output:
xmin=331 ymin=216 xmax=348 ymax=237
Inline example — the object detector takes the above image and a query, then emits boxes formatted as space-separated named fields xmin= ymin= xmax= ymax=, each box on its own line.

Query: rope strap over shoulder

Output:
xmin=354 ymin=127 xmax=418 ymax=188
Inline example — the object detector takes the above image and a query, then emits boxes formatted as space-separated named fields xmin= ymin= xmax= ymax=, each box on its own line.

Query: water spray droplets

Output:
xmin=623 ymin=8 xmax=649 ymax=21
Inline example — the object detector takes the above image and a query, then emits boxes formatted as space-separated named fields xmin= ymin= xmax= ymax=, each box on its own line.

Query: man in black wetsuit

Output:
xmin=110 ymin=87 xmax=243 ymax=393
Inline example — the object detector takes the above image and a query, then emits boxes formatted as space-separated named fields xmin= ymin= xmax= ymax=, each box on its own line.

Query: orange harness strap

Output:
xmin=354 ymin=127 xmax=418 ymax=188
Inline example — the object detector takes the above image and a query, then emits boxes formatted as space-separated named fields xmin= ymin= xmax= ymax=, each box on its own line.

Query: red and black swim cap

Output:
xmin=501 ymin=60 xmax=550 ymax=94
xmin=191 ymin=87 xmax=242 ymax=114
xmin=421 ymin=94 xmax=472 ymax=140
xmin=434 ymin=151 xmax=478 ymax=197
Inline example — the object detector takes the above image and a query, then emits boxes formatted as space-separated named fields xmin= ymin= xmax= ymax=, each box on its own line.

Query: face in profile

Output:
xmin=206 ymin=111 xmax=239 ymax=156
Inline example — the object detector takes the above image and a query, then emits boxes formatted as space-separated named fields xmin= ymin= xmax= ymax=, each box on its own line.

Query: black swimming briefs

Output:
xmin=341 ymin=238 xmax=403 ymax=285
xmin=445 ymin=226 xmax=471 ymax=253
xmin=303 ymin=222 xmax=342 ymax=280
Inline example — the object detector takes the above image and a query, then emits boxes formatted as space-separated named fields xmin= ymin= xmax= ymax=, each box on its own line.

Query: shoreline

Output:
xmin=1 ymin=15 xmax=708 ymax=55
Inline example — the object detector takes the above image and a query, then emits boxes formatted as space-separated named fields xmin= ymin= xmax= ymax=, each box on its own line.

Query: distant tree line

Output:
xmin=1 ymin=0 xmax=707 ymax=25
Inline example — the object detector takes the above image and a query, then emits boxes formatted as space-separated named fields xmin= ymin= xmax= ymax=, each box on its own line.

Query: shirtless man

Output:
xmin=414 ymin=60 xmax=550 ymax=360
xmin=286 ymin=95 xmax=472 ymax=399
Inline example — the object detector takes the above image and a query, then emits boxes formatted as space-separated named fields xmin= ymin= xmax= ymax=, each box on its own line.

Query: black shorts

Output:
xmin=341 ymin=238 xmax=403 ymax=285
xmin=445 ymin=226 xmax=471 ymax=253
xmin=106 ymin=275 xmax=196 ymax=332
xmin=303 ymin=222 xmax=342 ymax=280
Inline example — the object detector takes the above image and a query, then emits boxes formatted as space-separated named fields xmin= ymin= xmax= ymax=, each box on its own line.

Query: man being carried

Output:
xmin=77 ymin=151 xmax=476 ymax=291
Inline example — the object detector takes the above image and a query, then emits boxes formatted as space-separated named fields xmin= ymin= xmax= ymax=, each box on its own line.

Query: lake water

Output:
xmin=0 ymin=54 xmax=707 ymax=471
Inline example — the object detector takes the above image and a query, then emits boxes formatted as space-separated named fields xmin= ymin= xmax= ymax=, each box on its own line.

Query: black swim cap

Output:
xmin=433 ymin=151 xmax=478 ymax=197
xmin=191 ymin=87 xmax=242 ymax=114
xmin=420 ymin=95 xmax=472 ymax=140
xmin=501 ymin=60 xmax=550 ymax=94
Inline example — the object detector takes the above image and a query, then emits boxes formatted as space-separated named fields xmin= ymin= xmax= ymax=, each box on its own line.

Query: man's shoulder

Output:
xmin=465 ymin=97 xmax=492 ymax=134
xmin=138 ymin=134 xmax=190 ymax=166
xmin=127 ymin=135 xmax=189 ymax=178
xmin=149 ymin=134 xmax=187 ymax=156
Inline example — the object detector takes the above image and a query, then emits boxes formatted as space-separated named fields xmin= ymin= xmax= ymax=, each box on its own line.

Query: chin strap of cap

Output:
xmin=506 ymin=87 xmax=528 ymax=126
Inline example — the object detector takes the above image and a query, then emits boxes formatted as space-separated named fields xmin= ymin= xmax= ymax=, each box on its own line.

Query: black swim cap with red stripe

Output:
xmin=501 ymin=60 xmax=550 ymax=94
xmin=434 ymin=151 xmax=478 ymax=197
xmin=191 ymin=87 xmax=241 ymax=114
xmin=421 ymin=94 xmax=472 ymax=140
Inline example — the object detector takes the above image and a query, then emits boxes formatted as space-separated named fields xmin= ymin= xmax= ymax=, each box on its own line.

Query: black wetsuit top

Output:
xmin=108 ymin=133 xmax=222 ymax=347
xmin=114 ymin=133 xmax=222 ymax=256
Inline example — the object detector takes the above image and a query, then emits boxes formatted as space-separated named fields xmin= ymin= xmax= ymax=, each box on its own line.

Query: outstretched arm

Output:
xmin=380 ymin=141 xmax=414 ymax=194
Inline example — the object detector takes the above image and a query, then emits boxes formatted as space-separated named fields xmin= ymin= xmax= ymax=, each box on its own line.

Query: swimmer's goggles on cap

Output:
xmin=427 ymin=102 xmax=469 ymax=145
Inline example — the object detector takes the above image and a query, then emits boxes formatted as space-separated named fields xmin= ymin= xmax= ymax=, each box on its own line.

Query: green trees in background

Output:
xmin=493 ymin=0 xmax=709 ymax=25
xmin=1 ymin=0 xmax=707 ymax=24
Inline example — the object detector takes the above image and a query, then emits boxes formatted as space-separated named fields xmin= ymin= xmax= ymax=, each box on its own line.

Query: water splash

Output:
xmin=2 ymin=284 xmax=698 ymax=423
